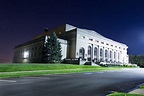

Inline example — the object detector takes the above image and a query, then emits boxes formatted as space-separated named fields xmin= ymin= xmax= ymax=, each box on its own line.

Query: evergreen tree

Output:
xmin=55 ymin=40 xmax=62 ymax=62
xmin=42 ymin=38 xmax=47 ymax=63
xmin=42 ymin=36 xmax=51 ymax=63
xmin=43 ymin=32 xmax=62 ymax=63
xmin=49 ymin=32 xmax=62 ymax=63
xmin=129 ymin=54 xmax=144 ymax=67
xmin=46 ymin=37 xmax=52 ymax=63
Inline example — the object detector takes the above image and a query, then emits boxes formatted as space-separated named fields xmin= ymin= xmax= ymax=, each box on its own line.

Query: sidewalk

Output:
xmin=129 ymin=89 xmax=144 ymax=94
xmin=129 ymin=83 xmax=144 ymax=95
xmin=107 ymin=83 xmax=144 ymax=95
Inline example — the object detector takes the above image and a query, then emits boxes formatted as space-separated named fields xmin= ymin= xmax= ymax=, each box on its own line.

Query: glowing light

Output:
xmin=24 ymin=51 xmax=29 ymax=58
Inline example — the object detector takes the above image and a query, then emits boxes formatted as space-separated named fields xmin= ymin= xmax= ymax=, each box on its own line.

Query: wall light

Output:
xmin=23 ymin=51 xmax=29 ymax=58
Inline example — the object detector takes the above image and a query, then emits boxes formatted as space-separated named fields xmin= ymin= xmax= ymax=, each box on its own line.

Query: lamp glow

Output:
xmin=24 ymin=51 xmax=29 ymax=58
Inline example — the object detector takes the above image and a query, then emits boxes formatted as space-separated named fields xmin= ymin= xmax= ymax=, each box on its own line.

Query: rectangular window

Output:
xmin=82 ymin=36 xmax=85 ymax=39
xmin=89 ymin=38 xmax=93 ymax=41
xmin=101 ymin=42 xmax=104 ymax=44
xmin=106 ymin=43 xmax=109 ymax=45
xmin=95 ymin=40 xmax=99 ymax=43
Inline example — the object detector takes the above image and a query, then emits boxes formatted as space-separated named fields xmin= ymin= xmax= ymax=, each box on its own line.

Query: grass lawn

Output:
xmin=139 ymin=85 xmax=144 ymax=89
xmin=108 ymin=92 xmax=144 ymax=96
xmin=0 ymin=63 xmax=124 ymax=78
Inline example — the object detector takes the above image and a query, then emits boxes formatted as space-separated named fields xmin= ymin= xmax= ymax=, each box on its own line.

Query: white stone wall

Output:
xmin=74 ymin=28 xmax=129 ymax=64
xmin=58 ymin=39 xmax=67 ymax=59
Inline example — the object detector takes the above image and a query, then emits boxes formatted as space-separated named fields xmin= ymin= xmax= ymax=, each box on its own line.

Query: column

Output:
xmin=108 ymin=49 xmax=110 ymax=62
xmin=111 ymin=49 xmax=114 ymax=62
xmin=91 ymin=44 xmax=93 ymax=63
xmin=93 ymin=45 xmax=95 ymax=60
xmin=116 ymin=50 xmax=118 ymax=62
xmin=97 ymin=46 xmax=100 ymax=62
xmin=120 ymin=51 xmax=122 ymax=63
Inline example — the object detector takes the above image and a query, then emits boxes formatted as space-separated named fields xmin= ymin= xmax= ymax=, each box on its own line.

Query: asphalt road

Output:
xmin=0 ymin=68 xmax=144 ymax=96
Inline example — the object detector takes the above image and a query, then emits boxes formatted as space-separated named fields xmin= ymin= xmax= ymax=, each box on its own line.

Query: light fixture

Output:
xmin=23 ymin=51 xmax=29 ymax=58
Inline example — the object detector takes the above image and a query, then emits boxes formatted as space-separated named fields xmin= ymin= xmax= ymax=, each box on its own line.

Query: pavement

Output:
xmin=128 ymin=83 xmax=144 ymax=95
xmin=129 ymin=89 xmax=144 ymax=94
xmin=0 ymin=68 xmax=144 ymax=96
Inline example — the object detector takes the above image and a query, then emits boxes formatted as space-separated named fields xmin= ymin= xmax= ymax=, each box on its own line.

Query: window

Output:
xmin=105 ymin=50 xmax=108 ymax=57
xmin=101 ymin=42 xmax=104 ymax=44
xmin=100 ymin=48 xmax=103 ymax=57
xmin=111 ymin=45 xmax=113 ymax=47
xmin=82 ymin=36 xmax=85 ymax=39
xmin=87 ymin=46 xmax=92 ymax=61
xmin=106 ymin=43 xmax=109 ymax=45
xmin=89 ymin=38 xmax=93 ymax=41
xmin=79 ymin=47 xmax=85 ymax=59
xmin=88 ymin=46 xmax=91 ymax=56
xmin=94 ymin=47 xmax=97 ymax=57
xmin=95 ymin=40 xmax=99 ymax=42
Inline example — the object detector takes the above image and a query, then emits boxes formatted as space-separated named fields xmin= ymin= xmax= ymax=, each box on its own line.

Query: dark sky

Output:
xmin=0 ymin=0 xmax=144 ymax=61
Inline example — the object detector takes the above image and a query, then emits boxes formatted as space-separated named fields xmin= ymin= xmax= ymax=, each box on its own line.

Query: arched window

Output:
xmin=94 ymin=47 xmax=98 ymax=62
xmin=100 ymin=48 xmax=103 ymax=57
xmin=79 ymin=47 xmax=85 ymax=59
xmin=88 ymin=46 xmax=91 ymax=57
xmin=105 ymin=50 xmax=108 ymax=58
xmin=100 ymin=48 xmax=103 ymax=61
xmin=105 ymin=50 xmax=108 ymax=62
xmin=87 ymin=46 xmax=92 ymax=61
xmin=118 ymin=52 xmax=120 ymax=60
xmin=110 ymin=51 xmax=112 ymax=58
xmin=94 ymin=47 xmax=97 ymax=57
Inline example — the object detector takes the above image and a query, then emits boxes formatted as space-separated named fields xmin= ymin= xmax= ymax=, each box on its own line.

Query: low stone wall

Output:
xmin=62 ymin=58 xmax=80 ymax=64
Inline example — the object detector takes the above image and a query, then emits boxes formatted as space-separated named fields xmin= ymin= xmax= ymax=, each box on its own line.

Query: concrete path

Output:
xmin=129 ymin=89 xmax=144 ymax=94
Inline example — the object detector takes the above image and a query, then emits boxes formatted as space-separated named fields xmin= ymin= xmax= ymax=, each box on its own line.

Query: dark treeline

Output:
xmin=129 ymin=55 xmax=144 ymax=67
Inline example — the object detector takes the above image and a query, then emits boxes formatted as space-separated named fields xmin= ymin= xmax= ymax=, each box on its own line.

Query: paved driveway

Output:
xmin=0 ymin=68 xmax=144 ymax=96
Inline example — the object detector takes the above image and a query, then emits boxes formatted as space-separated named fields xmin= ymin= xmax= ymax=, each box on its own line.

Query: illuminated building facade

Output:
xmin=13 ymin=24 xmax=129 ymax=64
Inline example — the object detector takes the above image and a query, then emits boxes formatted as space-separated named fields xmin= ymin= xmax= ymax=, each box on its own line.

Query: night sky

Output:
xmin=1 ymin=0 xmax=144 ymax=61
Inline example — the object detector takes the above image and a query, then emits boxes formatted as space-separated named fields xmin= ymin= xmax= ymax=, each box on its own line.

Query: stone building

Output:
xmin=13 ymin=24 xmax=129 ymax=64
